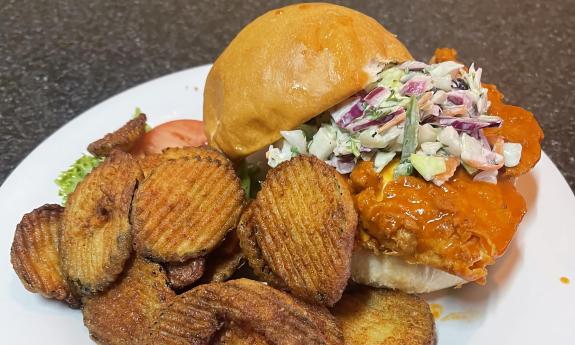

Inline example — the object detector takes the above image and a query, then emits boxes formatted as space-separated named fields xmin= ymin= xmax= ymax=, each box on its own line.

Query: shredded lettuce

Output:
xmin=238 ymin=161 xmax=263 ymax=199
xmin=133 ymin=107 xmax=152 ymax=132
xmin=55 ymin=154 xmax=103 ymax=204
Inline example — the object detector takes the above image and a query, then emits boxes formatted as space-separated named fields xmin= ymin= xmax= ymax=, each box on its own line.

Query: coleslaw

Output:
xmin=266 ymin=60 xmax=522 ymax=185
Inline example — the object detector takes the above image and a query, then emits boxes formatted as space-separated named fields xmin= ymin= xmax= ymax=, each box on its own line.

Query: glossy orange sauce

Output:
xmin=351 ymin=161 xmax=526 ymax=282
xmin=441 ymin=311 xmax=477 ymax=322
xmin=348 ymin=48 xmax=541 ymax=283
xmin=434 ymin=48 xmax=543 ymax=177
xmin=560 ymin=276 xmax=570 ymax=284
xmin=483 ymin=84 xmax=544 ymax=177
xmin=430 ymin=304 xmax=444 ymax=320
xmin=432 ymin=48 xmax=458 ymax=63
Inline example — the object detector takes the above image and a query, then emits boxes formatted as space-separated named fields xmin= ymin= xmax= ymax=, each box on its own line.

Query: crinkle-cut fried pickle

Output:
xmin=212 ymin=324 xmax=269 ymax=345
xmin=83 ymin=258 xmax=175 ymax=345
xmin=132 ymin=157 xmax=245 ymax=262
xmin=162 ymin=146 xmax=232 ymax=166
xmin=60 ymin=150 xmax=142 ymax=295
xmin=165 ymin=257 xmax=206 ymax=290
xmin=138 ymin=146 xmax=232 ymax=178
xmin=148 ymin=279 xmax=344 ymax=345
xmin=252 ymin=155 xmax=358 ymax=306
xmin=10 ymin=204 xmax=79 ymax=306
xmin=201 ymin=230 xmax=244 ymax=283
xmin=332 ymin=286 xmax=436 ymax=345
xmin=137 ymin=153 xmax=163 ymax=179
xmin=236 ymin=203 xmax=286 ymax=288
xmin=88 ymin=113 xmax=147 ymax=157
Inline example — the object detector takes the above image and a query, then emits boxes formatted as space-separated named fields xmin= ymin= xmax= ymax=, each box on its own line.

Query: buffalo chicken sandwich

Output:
xmin=203 ymin=3 xmax=543 ymax=293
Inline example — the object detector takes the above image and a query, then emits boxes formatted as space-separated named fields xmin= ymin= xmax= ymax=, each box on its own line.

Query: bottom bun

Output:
xmin=351 ymin=247 xmax=468 ymax=293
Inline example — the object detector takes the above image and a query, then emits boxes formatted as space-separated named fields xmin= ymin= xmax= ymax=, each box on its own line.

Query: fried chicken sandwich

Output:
xmin=203 ymin=3 xmax=543 ymax=293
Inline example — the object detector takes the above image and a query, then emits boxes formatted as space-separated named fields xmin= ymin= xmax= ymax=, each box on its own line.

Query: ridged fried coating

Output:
xmin=148 ymin=278 xmax=344 ymax=345
xmin=138 ymin=146 xmax=232 ymax=178
xmin=132 ymin=156 xmax=244 ymax=262
xmin=165 ymin=257 xmax=206 ymax=290
xmin=88 ymin=113 xmax=147 ymax=157
xmin=60 ymin=150 xmax=142 ymax=295
xmin=236 ymin=203 xmax=286 ymax=288
xmin=83 ymin=258 xmax=175 ymax=345
xmin=249 ymin=155 xmax=358 ymax=306
xmin=201 ymin=230 xmax=244 ymax=283
xmin=10 ymin=204 xmax=78 ymax=306
xmin=332 ymin=286 xmax=436 ymax=345
xmin=212 ymin=324 xmax=269 ymax=345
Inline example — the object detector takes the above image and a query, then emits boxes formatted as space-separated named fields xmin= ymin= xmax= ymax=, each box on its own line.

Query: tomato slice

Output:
xmin=130 ymin=119 xmax=207 ymax=156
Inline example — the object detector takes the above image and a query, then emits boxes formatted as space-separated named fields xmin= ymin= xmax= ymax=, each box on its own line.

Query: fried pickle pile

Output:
xmin=10 ymin=115 xmax=436 ymax=344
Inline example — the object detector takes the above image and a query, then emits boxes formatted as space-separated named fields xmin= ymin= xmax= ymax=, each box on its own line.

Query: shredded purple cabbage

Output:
xmin=399 ymin=76 xmax=432 ymax=96
xmin=364 ymin=86 xmax=390 ymax=106
xmin=348 ymin=108 xmax=404 ymax=132
xmin=424 ymin=116 xmax=501 ymax=132
xmin=326 ymin=155 xmax=356 ymax=174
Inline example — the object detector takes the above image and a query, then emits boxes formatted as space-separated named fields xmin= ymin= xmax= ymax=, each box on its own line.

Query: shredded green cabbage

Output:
xmin=55 ymin=154 xmax=103 ymax=204
xmin=394 ymin=96 xmax=419 ymax=179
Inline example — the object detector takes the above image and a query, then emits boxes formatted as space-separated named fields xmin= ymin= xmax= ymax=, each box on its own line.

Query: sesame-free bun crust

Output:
xmin=204 ymin=3 xmax=412 ymax=159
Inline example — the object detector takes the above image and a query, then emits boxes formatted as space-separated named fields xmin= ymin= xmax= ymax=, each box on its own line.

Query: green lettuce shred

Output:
xmin=55 ymin=154 xmax=103 ymax=204
xmin=133 ymin=106 xmax=152 ymax=132
xmin=238 ymin=161 xmax=263 ymax=199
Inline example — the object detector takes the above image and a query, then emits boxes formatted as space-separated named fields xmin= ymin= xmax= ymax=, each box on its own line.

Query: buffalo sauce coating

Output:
xmin=350 ymin=161 xmax=526 ymax=282
xmin=483 ymin=84 xmax=544 ymax=177
xmin=431 ymin=48 xmax=543 ymax=177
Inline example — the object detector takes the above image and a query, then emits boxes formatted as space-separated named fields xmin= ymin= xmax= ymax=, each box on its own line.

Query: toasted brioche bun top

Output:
xmin=203 ymin=3 xmax=412 ymax=159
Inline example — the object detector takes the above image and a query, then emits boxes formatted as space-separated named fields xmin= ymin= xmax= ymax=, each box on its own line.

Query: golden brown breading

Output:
xmin=132 ymin=156 xmax=244 ymax=262
xmin=332 ymin=286 xmax=436 ymax=345
xmin=200 ymin=230 xmax=244 ymax=283
xmin=351 ymin=161 xmax=527 ymax=283
xmin=88 ymin=113 xmax=147 ymax=157
xmin=164 ymin=257 xmax=206 ymax=290
xmin=248 ymin=156 xmax=358 ymax=306
xmin=60 ymin=150 xmax=142 ymax=295
xmin=236 ymin=203 xmax=286 ymax=288
xmin=138 ymin=146 xmax=232 ymax=179
xmin=10 ymin=204 xmax=78 ymax=306
xmin=83 ymin=258 xmax=175 ymax=345
xmin=212 ymin=324 xmax=269 ymax=345
xmin=162 ymin=146 xmax=231 ymax=165
xmin=148 ymin=278 xmax=344 ymax=345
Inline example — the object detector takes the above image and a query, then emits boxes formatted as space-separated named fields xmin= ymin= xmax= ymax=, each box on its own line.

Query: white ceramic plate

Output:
xmin=1 ymin=65 xmax=574 ymax=344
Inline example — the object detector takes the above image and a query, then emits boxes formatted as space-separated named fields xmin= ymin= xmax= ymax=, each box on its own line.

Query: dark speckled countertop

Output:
xmin=1 ymin=0 xmax=574 ymax=190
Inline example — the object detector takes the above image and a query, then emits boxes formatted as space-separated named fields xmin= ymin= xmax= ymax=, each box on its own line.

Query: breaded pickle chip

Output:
xmin=60 ymin=150 xmax=142 ymax=295
xmin=212 ymin=325 xmax=269 ymax=345
xmin=165 ymin=257 xmax=206 ymax=290
xmin=332 ymin=286 xmax=436 ymax=345
xmin=149 ymin=278 xmax=343 ymax=345
xmin=88 ymin=113 xmax=147 ymax=157
xmin=83 ymin=258 xmax=175 ymax=344
xmin=248 ymin=156 xmax=358 ymax=306
xmin=10 ymin=204 xmax=78 ymax=306
xmin=132 ymin=156 xmax=244 ymax=262
xmin=201 ymin=230 xmax=244 ymax=283
xmin=236 ymin=203 xmax=285 ymax=288
xmin=138 ymin=146 xmax=232 ymax=178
